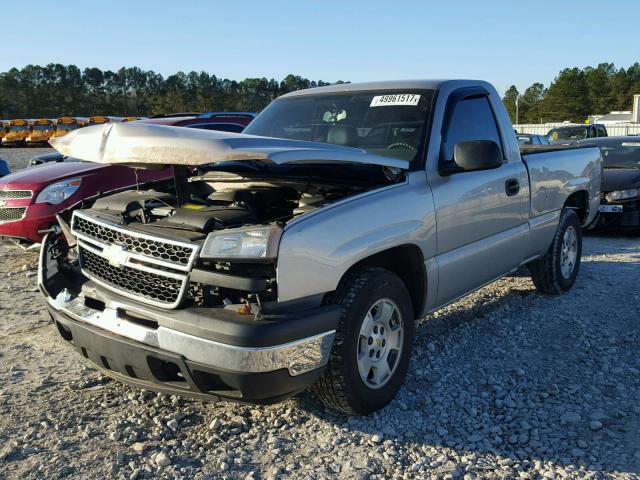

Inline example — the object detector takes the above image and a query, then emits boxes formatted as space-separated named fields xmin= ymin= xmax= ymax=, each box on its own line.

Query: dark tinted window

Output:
xmin=441 ymin=96 xmax=503 ymax=162
xmin=188 ymin=123 xmax=245 ymax=133
xmin=548 ymin=127 xmax=589 ymax=141
xmin=597 ymin=125 xmax=607 ymax=137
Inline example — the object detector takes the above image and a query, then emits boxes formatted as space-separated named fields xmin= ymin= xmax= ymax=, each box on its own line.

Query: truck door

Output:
xmin=429 ymin=90 xmax=529 ymax=306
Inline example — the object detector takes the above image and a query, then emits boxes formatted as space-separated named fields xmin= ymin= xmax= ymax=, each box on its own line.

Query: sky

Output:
xmin=1 ymin=0 xmax=639 ymax=95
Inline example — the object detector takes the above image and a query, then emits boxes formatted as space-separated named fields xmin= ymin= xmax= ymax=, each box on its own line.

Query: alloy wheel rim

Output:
xmin=560 ymin=226 xmax=578 ymax=279
xmin=356 ymin=298 xmax=404 ymax=389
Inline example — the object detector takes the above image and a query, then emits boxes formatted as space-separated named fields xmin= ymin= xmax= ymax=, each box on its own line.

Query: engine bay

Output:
xmin=87 ymin=169 xmax=383 ymax=235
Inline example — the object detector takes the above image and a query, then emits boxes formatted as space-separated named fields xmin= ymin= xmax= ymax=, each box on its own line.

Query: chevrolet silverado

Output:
xmin=39 ymin=80 xmax=602 ymax=414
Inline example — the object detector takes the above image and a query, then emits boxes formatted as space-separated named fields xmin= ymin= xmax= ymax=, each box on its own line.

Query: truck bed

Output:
xmin=521 ymin=144 xmax=602 ymax=219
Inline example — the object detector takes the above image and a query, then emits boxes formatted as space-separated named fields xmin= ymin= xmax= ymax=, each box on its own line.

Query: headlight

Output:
xmin=201 ymin=226 xmax=282 ymax=259
xmin=35 ymin=178 xmax=82 ymax=204
xmin=605 ymin=189 xmax=639 ymax=203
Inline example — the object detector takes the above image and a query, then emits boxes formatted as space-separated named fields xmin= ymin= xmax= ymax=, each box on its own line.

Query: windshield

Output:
xmin=599 ymin=142 xmax=640 ymax=169
xmin=244 ymin=90 xmax=435 ymax=163
xmin=57 ymin=123 xmax=77 ymax=131
xmin=10 ymin=124 xmax=28 ymax=132
xmin=548 ymin=127 xmax=588 ymax=141
xmin=33 ymin=124 xmax=52 ymax=131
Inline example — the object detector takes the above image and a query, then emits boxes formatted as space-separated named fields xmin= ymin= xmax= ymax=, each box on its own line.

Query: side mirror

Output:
xmin=453 ymin=140 xmax=503 ymax=172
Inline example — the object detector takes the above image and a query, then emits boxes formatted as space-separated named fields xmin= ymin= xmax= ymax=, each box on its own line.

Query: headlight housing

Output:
xmin=201 ymin=226 xmax=282 ymax=260
xmin=35 ymin=178 xmax=82 ymax=204
xmin=605 ymin=189 xmax=639 ymax=203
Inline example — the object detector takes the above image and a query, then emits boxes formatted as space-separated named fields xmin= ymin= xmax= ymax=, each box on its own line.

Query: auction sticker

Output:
xmin=370 ymin=94 xmax=421 ymax=107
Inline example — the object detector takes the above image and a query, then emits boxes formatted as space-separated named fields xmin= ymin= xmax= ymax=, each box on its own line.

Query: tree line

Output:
xmin=0 ymin=64 xmax=343 ymax=118
xmin=503 ymin=63 xmax=640 ymax=124
xmin=2 ymin=63 xmax=639 ymax=124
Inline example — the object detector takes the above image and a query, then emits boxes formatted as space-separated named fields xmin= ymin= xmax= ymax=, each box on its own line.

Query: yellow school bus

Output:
xmin=87 ymin=115 xmax=111 ymax=126
xmin=121 ymin=116 xmax=141 ymax=122
xmin=51 ymin=117 xmax=83 ymax=138
xmin=26 ymin=118 xmax=55 ymax=145
xmin=2 ymin=119 xmax=30 ymax=146
xmin=0 ymin=121 xmax=8 ymax=145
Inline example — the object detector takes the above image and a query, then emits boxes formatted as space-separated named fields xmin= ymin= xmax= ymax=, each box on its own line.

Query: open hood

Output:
xmin=50 ymin=122 xmax=410 ymax=170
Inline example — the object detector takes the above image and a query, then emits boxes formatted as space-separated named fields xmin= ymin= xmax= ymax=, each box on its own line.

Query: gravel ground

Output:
xmin=1 ymin=147 xmax=53 ymax=172
xmin=1 ymin=148 xmax=639 ymax=479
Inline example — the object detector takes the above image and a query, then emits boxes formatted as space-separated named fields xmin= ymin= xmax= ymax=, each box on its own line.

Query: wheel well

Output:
xmin=564 ymin=191 xmax=589 ymax=223
xmin=345 ymin=245 xmax=426 ymax=317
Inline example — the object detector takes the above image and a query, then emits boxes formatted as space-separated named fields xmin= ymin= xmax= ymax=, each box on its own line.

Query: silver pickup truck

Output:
xmin=39 ymin=80 xmax=602 ymax=414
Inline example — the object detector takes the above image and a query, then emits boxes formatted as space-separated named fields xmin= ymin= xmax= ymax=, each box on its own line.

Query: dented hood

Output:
xmin=50 ymin=122 xmax=409 ymax=170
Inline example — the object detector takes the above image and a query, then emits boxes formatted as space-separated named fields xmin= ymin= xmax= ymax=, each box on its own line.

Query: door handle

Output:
xmin=505 ymin=178 xmax=520 ymax=196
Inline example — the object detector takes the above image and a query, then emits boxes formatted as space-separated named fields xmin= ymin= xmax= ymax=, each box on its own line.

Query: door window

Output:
xmin=440 ymin=96 xmax=504 ymax=164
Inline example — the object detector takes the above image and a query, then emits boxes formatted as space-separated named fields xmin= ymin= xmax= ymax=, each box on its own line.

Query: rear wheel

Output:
xmin=312 ymin=267 xmax=415 ymax=415
xmin=528 ymin=208 xmax=582 ymax=294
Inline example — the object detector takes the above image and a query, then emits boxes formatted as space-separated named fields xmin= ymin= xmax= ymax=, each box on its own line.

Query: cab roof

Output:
xmin=279 ymin=79 xmax=480 ymax=98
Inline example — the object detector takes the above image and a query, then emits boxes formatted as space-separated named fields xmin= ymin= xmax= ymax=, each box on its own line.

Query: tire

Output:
xmin=528 ymin=208 xmax=582 ymax=294
xmin=312 ymin=267 xmax=415 ymax=415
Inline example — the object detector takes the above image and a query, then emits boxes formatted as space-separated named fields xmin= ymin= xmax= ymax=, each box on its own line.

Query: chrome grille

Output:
xmin=71 ymin=211 xmax=199 ymax=309
xmin=0 ymin=190 xmax=32 ymax=199
xmin=79 ymin=247 xmax=184 ymax=306
xmin=72 ymin=213 xmax=195 ymax=268
xmin=0 ymin=207 xmax=27 ymax=223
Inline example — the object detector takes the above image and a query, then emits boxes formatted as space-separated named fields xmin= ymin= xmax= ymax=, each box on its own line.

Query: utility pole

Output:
xmin=515 ymin=95 xmax=519 ymax=125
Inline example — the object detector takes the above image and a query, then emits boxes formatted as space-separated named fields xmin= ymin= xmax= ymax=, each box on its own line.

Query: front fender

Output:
xmin=276 ymin=172 xmax=436 ymax=302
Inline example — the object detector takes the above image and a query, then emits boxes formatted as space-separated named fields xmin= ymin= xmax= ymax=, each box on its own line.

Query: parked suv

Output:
xmin=40 ymin=80 xmax=602 ymax=414
xmin=547 ymin=124 xmax=608 ymax=143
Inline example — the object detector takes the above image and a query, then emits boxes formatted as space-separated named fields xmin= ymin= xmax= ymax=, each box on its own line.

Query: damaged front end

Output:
xmin=40 ymin=121 xmax=406 ymax=402
xmin=39 ymin=213 xmax=339 ymax=402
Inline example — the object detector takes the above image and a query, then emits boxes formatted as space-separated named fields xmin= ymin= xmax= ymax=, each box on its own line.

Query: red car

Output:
xmin=0 ymin=113 xmax=255 ymax=247
xmin=0 ymin=161 xmax=169 ymax=247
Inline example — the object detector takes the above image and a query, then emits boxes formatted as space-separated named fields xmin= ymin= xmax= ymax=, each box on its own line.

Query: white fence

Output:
xmin=514 ymin=123 xmax=640 ymax=136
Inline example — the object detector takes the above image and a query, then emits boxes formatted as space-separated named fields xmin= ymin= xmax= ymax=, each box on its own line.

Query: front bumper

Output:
xmin=26 ymin=137 xmax=50 ymax=144
xmin=595 ymin=201 xmax=640 ymax=228
xmin=2 ymin=136 xmax=26 ymax=145
xmin=41 ymin=258 xmax=339 ymax=402
xmin=0 ymin=202 xmax=58 ymax=245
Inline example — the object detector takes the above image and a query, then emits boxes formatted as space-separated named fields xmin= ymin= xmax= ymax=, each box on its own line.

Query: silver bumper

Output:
xmin=47 ymin=290 xmax=335 ymax=377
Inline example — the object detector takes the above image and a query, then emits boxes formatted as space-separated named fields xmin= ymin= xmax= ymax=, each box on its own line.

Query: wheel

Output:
xmin=528 ymin=208 xmax=582 ymax=294
xmin=312 ymin=267 xmax=415 ymax=415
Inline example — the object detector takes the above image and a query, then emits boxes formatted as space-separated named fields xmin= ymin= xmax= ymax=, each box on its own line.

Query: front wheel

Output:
xmin=312 ymin=267 xmax=415 ymax=415
xmin=528 ymin=208 xmax=582 ymax=294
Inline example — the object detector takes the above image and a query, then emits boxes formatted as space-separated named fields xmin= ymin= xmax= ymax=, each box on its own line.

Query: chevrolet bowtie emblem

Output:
xmin=103 ymin=243 xmax=129 ymax=268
